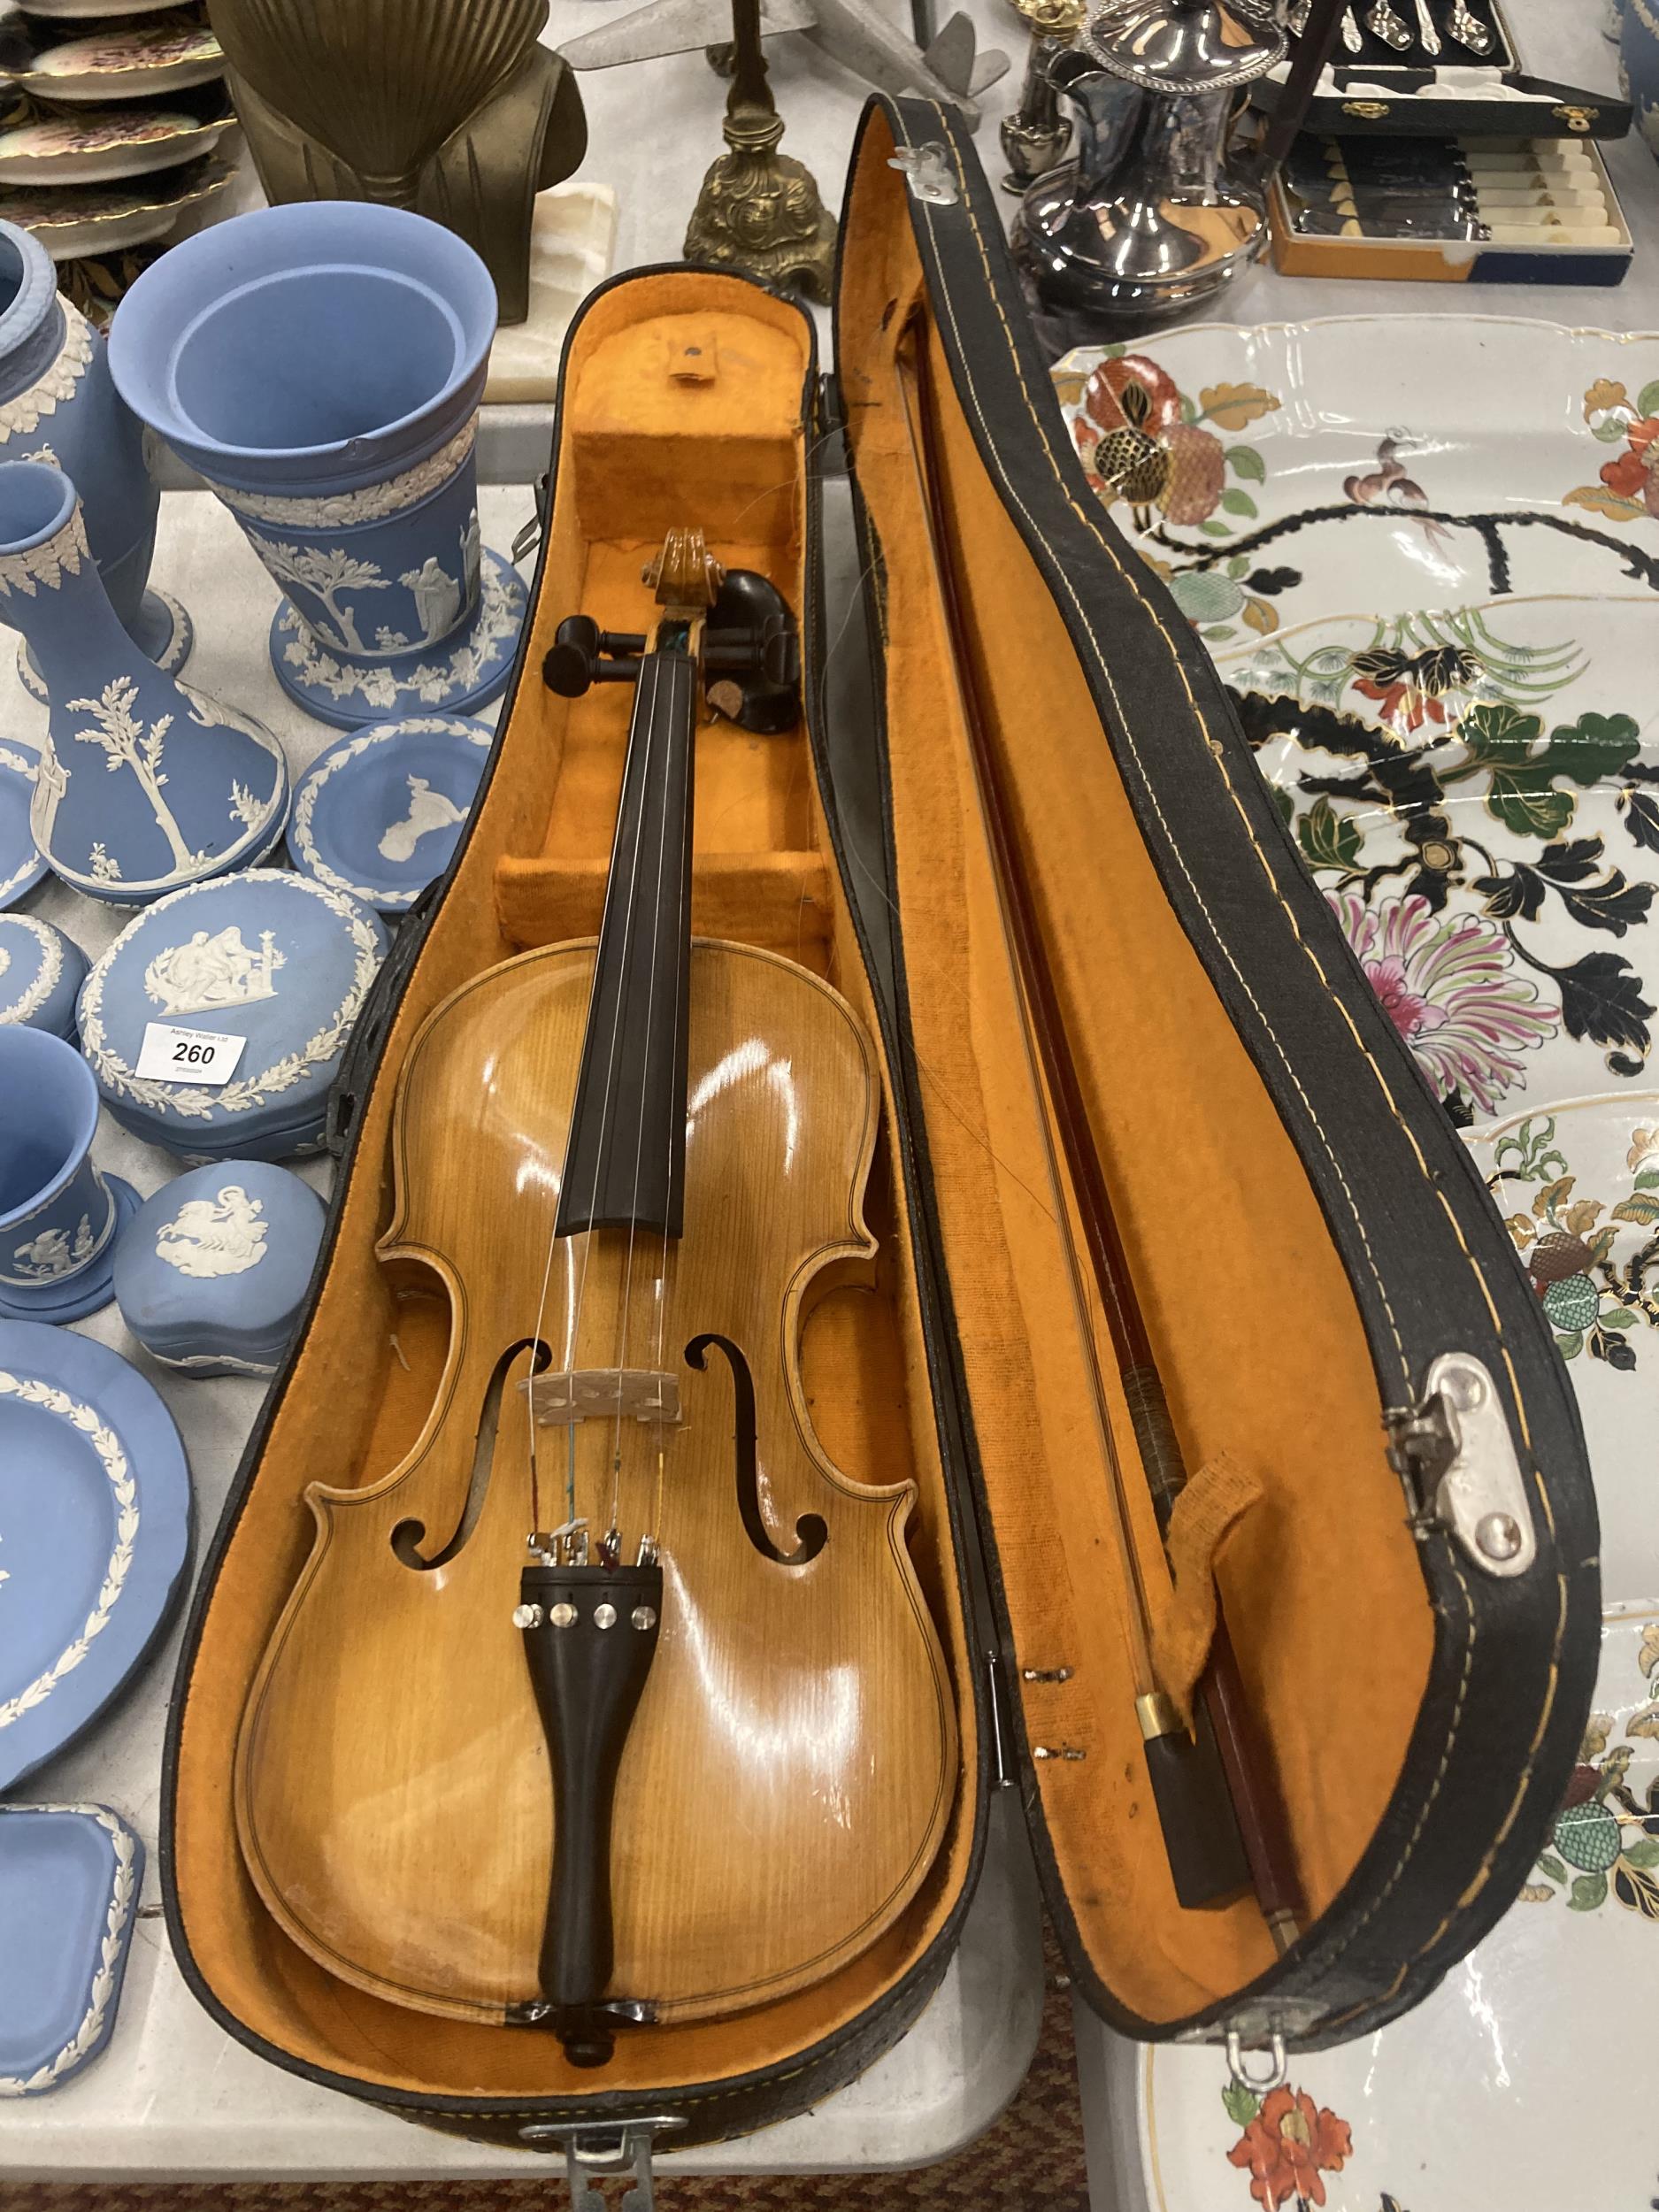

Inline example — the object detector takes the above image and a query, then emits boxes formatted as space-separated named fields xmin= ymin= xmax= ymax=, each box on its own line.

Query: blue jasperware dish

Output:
xmin=0 ymin=1804 xmax=143 ymax=2096
xmin=106 ymin=201 xmax=526 ymax=729
xmin=288 ymin=712 xmax=492 ymax=913
xmin=0 ymin=1320 xmax=191 ymax=1792
xmin=114 ymin=1159 xmax=326 ymax=1377
xmin=0 ymin=911 xmax=85 ymax=1038
xmin=77 ymin=868 xmax=388 ymax=1160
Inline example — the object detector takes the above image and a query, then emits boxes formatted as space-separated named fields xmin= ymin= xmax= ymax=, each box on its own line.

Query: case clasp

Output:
xmin=516 ymin=2114 xmax=687 ymax=2209
xmin=887 ymin=144 xmax=959 ymax=206
xmin=1386 ymin=1352 xmax=1537 ymax=1580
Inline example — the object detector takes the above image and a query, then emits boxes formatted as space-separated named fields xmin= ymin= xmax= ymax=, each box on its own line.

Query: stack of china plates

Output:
xmin=77 ymin=869 xmax=387 ymax=1162
xmin=0 ymin=2 xmax=237 ymax=309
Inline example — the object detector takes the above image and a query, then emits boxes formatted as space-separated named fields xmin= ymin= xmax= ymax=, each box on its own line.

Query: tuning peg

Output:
xmin=541 ymin=618 xmax=646 ymax=697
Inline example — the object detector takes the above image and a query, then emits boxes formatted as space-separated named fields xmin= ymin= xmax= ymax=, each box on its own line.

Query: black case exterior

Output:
xmin=863 ymin=94 xmax=1598 ymax=2047
xmin=154 ymin=98 xmax=1600 ymax=2151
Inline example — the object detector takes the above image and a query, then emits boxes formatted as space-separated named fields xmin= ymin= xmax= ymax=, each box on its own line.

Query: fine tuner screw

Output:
xmin=512 ymin=1599 xmax=657 ymax=1628
xmin=512 ymin=1603 xmax=543 ymax=1629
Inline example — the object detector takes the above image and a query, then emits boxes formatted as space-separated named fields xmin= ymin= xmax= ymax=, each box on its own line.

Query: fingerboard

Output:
xmin=555 ymin=649 xmax=696 ymax=1240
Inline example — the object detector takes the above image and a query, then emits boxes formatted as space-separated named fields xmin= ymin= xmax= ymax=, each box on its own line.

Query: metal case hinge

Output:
xmin=986 ymin=1647 xmax=1018 ymax=1789
xmin=516 ymin=2114 xmax=687 ymax=2210
xmin=1385 ymin=1351 xmax=1537 ymax=1579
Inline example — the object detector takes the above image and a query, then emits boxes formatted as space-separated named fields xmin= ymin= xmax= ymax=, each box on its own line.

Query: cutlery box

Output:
xmin=1251 ymin=0 xmax=1632 ymax=142
xmin=157 ymin=96 xmax=1601 ymax=2157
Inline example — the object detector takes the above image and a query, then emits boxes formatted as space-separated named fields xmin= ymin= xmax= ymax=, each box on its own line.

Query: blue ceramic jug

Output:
xmin=106 ymin=202 xmax=526 ymax=729
xmin=0 ymin=462 xmax=289 ymax=904
xmin=0 ymin=218 xmax=190 ymax=694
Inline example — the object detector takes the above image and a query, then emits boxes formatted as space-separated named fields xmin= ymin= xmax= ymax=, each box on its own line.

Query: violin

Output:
xmin=235 ymin=531 xmax=956 ymax=2065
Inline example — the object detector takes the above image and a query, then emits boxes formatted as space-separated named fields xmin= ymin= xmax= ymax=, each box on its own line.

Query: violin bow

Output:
xmin=895 ymin=318 xmax=1302 ymax=1950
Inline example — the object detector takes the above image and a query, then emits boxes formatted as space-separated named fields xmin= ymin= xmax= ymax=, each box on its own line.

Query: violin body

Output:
xmin=236 ymin=936 xmax=956 ymax=2024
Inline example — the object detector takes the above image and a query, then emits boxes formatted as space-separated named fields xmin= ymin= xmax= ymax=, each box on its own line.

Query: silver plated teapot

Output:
xmin=1013 ymin=0 xmax=1283 ymax=335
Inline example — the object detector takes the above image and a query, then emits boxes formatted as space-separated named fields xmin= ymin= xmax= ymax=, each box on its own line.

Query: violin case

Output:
xmin=159 ymin=95 xmax=1601 ymax=2154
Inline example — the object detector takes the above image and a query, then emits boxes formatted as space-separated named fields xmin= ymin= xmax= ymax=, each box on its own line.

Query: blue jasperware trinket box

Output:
xmin=0 ymin=1804 xmax=142 ymax=2096
xmin=77 ymin=870 xmax=387 ymax=1161
xmin=288 ymin=713 xmax=492 ymax=914
xmin=0 ymin=912 xmax=85 ymax=1038
xmin=114 ymin=1161 xmax=326 ymax=1377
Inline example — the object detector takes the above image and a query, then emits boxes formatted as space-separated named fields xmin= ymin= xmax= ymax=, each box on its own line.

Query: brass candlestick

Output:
xmin=683 ymin=0 xmax=835 ymax=301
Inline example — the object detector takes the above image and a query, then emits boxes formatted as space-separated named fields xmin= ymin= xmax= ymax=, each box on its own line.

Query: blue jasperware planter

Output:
xmin=0 ymin=1026 xmax=136 ymax=1323
xmin=0 ymin=464 xmax=288 ymax=905
xmin=107 ymin=202 xmax=526 ymax=730
xmin=0 ymin=218 xmax=190 ymax=691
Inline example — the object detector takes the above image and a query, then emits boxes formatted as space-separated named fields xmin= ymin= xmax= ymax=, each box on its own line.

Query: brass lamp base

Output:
xmin=683 ymin=0 xmax=835 ymax=302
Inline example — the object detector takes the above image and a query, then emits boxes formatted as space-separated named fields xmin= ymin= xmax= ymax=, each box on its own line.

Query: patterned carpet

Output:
xmin=1 ymin=1939 xmax=1087 ymax=2212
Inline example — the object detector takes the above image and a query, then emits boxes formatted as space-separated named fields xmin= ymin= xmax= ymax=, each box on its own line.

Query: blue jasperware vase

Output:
xmin=0 ymin=463 xmax=288 ymax=905
xmin=106 ymin=202 xmax=526 ymax=730
xmin=0 ymin=1026 xmax=137 ymax=1323
xmin=0 ymin=218 xmax=191 ymax=694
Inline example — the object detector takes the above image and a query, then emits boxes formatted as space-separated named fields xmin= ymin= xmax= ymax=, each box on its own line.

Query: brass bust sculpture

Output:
xmin=207 ymin=0 xmax=587 ymax=325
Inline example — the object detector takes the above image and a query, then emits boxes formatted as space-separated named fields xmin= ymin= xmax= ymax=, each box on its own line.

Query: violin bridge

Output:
xmin=523 ymin=1368 xmax=681 ymax=1426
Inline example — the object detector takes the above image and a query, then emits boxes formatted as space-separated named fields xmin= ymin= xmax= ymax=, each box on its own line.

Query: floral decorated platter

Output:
xmin=0 ymin=911 xmax=85 ymax=1038
xmin=0 ymin=99 xmax=234 ymax=188
xmin=1464 ymin=1097 xmax=1659 ymax=1607
xmin=0 ymin=152 xmax=234 ymax=260
xmin=1088 ymin=1604 xmax=1659 ymax=2212
xmin=0 ymin=1804 xmax=142 ymax=2097
xmin=1213 ymin=596 xmax=1659 ymax=1121
xmin=1051 ymin=319 xmax=1659 ymax=634
xmin=288 ymin=713 xmax=492 ymax=915
xmin=4 ymin=19 xmax=225 ymax=104
xmin=78 ymin=868 xmax=388 ymax=1161
xmin=0 ymin=1320 xmax=190 ymax=1792
xmin=0 ymin=737 xmax=44 ymax=908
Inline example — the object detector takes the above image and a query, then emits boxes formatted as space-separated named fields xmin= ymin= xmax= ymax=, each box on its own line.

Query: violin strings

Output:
xmin=532 ymin=647 xmax=669 ymax=1552
xmin=609 ymin=650 xmax=685 ymax=1550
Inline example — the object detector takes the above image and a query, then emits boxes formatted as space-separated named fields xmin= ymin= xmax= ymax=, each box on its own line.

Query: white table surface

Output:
xmin=1 ymin=0 xmax=1650 ymax=2185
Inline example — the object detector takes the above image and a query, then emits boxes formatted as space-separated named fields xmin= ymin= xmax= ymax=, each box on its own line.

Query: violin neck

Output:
xmin=555 ymin=647 xmax=697 ymax=1240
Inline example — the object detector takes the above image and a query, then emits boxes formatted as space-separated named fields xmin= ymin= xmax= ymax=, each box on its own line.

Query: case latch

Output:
xmin=1385 ymin=1352 xmax=1537 ymax=1579
xmin=887 ymin=143 xmax=959 ymax=206
xmin=516 ymin=2114 xmax=687 ymax=2209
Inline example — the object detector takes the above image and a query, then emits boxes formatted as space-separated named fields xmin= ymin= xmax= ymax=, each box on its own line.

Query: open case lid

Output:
xmin=831 ymin=95 xmax=1600 ymax=2045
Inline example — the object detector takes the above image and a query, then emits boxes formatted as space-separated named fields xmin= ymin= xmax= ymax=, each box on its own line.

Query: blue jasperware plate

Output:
xmin=77 ymin=869 xmax=388 ymax=1161
xmin=288 ymin=713 xmax=491 ymax=914
xmin=0 ymin=1803 xmax=142 ymax=2096
xmin=0 ymin=912 xmax=86 ymax=1038
xmin=0 ymin=1321 xmax=191 ymax=1791
xmin=0 ymin=739 xmax=46 ymax=910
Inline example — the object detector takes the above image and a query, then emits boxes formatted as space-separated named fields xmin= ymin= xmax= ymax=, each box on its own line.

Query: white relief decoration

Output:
xmin=156 ymin=1184 xmax=267 ymax=1279
xmin=375 ymin=626 xmax=411 ymax=651
xmin=0 ymin=747 xmax=42 ymax=905
xmin=87 ymin=841 xmax=121 ymax=884
xmin=0 ymin=747 xmax=37 ymax=779
xmin=0 ymin=303 xmax=94 ymax=445
xmin=0 ymin=1374 xmax=137 ymax=1732
xmin=291 ymin=718 xmax=488 ymax=909
xmin=11 ymin=1213 xmax=94 ymax=1283
xmin=0 ymin=1807 xmax=138 ymax=2098
xmin=279 ymin=556 xmax=520 ymax=711
xmin=399 ymin=555 xmax=461 ymax=647
xmin=79 ymin=876 xmax=383 ymax=1125
xmin=227 ymin=781 xmax=264 ymax=832
xmin=143 ymin=924 xmax=283 ymax=1018
xmin=243 ymin=530 xmax=389 ymax=655
xmin=0 ymin=917 xmax=64 ymax=1025
xmin=66 ymin=674 xmax=198 ymax=872
xmin=0 ymin=503 xmax=88 ymax=598
xmin=379 ymin=775 xmax=467 ymax=863
xmin=214 ymin=417 xmax=477 ymax=529
xmin=158 ymin=1348 xmax=278 ymax=1376
xmin=461 ymin=509 xmax=481 ymax=602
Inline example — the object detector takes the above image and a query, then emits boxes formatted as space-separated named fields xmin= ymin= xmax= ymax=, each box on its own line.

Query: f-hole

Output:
xmin=392 ymin=1337 xmax=550 ymax=1570
xmin=685 ymin=1332 xmax=827 ymax=1566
